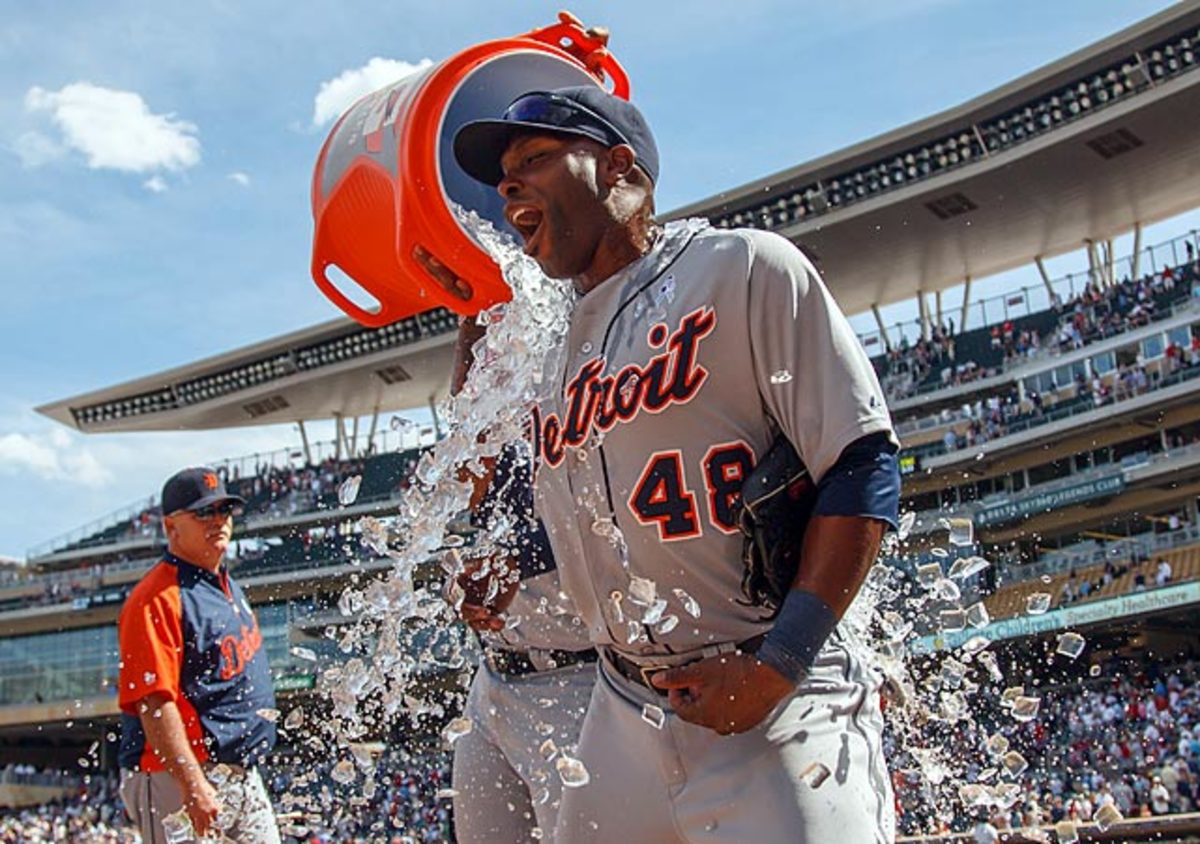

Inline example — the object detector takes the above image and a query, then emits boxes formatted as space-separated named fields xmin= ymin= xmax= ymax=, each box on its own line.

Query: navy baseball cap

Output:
xmin=161 ymin=467 xmax=245 ymax=515
xmin=454 ymin=86 xmax=659 ymax=187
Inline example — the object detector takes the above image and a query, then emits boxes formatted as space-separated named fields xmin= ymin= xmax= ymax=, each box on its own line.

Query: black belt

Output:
xmin=485 ymin=647 xmax=598 ymax=678
xmin=603 ymin=634 xmax=767 ymax=697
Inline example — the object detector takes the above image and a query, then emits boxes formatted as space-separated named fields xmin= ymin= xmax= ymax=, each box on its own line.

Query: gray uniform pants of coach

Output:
xmin=120 ymin=765 xmax=280 ymax=844
xmin=553 ymin=638 xmax=896 ymax=844
xmin=453 ymin=659 xmax=595 ymax=842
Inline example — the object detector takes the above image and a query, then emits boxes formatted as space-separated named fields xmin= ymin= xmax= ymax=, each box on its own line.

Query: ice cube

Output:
xmin=555 ymin=755 xmax=590 ymax=788
xmin=1055 ymin=632 xmax=1085 ymax=660
xmin=338 ymin=475 xmax=362 ymax=506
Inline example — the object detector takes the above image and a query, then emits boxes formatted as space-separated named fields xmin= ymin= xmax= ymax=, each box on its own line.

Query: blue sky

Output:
xmin=0 ymin=0 xmax=1191 ymax=559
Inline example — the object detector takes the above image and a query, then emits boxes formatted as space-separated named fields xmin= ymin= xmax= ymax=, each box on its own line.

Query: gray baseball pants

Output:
xmin=120 ymin=764 xmax=280 ymax=844
xmin=453 ymin=659 xmax=595 ymax=843
xmin=552 ymin=638 xmax=896 ymax=843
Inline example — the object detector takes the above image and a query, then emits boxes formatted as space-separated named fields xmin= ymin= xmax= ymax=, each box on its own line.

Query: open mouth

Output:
xmin=506 ymin=205 xmax=545 ymax=256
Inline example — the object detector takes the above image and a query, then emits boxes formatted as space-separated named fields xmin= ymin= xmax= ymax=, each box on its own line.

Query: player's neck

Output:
xmin=575 ymin=221 xmax=661 ymax=295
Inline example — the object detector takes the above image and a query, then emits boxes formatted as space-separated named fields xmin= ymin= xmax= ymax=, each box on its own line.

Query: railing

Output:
xmin=861 ymin=228 xmax=1200 ymax=350
xmin=1020 ymin=523 xmax=1200 ymax=583
xmin=889 ymin=287 xmax=1199 ymax=415
xmin=907 ymin=358 xmax=1200 ymax=463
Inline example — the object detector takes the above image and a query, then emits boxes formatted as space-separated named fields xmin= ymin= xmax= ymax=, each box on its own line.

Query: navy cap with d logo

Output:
xmin=161 ymin=467 xmax=246 ymax=515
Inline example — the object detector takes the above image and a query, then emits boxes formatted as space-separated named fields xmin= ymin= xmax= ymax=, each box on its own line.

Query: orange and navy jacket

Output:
xmin=117 ymin=552 xmax=276 ymax=771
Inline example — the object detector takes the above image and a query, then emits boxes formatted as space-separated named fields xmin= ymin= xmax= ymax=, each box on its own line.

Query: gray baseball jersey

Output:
xmin=531 ymin=223 xmax=894 ymax=655
xmin=528 ymin=222 xmax=897 ymax=843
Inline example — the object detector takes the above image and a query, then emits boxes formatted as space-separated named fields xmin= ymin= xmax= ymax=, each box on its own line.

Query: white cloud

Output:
xmin=24 ymin=81 xmax=201 ymax=174
xmin=0 ymin=429 xmax=112 ymax=488
xmin=228 ymin=171 xmax=250 ymax=186
xmin=12 ymin=130 xmax=64 ymax=167
xmin=142 ymin=175 xmax=168 ymax=193
xmin=312 ymin=57 xmax=432 ymax=127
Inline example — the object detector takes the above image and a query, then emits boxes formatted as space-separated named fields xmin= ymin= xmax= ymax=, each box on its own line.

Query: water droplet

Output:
xmin=142 ymin=671 xmax=157 ymax=685
xmin=289 ymin=646 xmax=317 ymax=662
xmin=255 ymin=708 xmax=280 ymax=723
xmin=539 ymin=739 xmax=558 ymax=761
xmin=555 ymin=754 xmax=590 ymax=788
xmin=897 ymin=510 xmax=917 ymax=540
xmin=338 ymin=475 xmax=362 ymax=506
xmin=656 ymin=614 xmax=679 ymax=634
xmin=435 ymin=787 xmax=458 ymax=799
xmin=283 ymin=707 xmax=304 ymax=731
xmin=769 ymin=369 xmax=793 ymax=385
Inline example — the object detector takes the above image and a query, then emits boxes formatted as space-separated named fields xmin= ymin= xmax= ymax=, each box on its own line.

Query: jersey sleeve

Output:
xmin=117 ymin=573 xmax=184 ymax=714
xmin=744 ymin=230 xmax=896 ymax=482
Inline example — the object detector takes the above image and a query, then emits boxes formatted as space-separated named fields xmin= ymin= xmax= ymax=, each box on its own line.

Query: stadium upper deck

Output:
xmin=672 ymin=2 xmax=1200 ymax=318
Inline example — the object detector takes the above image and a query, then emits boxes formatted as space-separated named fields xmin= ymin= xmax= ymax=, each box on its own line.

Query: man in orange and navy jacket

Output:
xmin=117 ymin=467 xmax=280 ymax=843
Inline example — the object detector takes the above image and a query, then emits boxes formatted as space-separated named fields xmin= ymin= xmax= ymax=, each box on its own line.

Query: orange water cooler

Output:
xmin=310 ymin=12 xmax=631 ymax=327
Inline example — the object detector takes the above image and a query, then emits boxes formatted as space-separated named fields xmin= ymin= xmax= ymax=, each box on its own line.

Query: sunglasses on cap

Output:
xmin=187 ymin=501 xmax=241 ymax=520
xmin=503 ymin=92 xmax=633 ymax=150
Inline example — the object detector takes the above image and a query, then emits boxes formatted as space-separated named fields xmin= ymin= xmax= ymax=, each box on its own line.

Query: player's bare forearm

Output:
xmin=138 ymin=691 xmax=220 ymax=834
xmin=792 ymin=513 xmax=886 ymax=618
xmin=138 ymin=692 xmax=206 ymax=786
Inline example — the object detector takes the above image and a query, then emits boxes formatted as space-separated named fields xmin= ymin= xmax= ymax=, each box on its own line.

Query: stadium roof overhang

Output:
xmin=36 ymin=312 xmax=458 ymax=433
xmin=667 ymin=2 xmax=1200 ymax=316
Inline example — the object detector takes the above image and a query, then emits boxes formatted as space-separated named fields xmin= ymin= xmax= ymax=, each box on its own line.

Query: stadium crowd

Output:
xmin=895 ymin=657 xmax=1200 ymax=837
xmin=0 ymin=770 xmax=133 ymax=842
xmin=875 ymin=254 xmax=1199 ymax=406
xmin=2 ymin=654 xmax=1197 ymax=841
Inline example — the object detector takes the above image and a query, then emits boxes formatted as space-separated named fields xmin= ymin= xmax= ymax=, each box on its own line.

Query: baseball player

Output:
xmin=117 ymin=467 xmax=280 ymax=843
xmin=445 ymin=87 xmax=902 ymax=843
xmin=446 ymin=322 xmax=597 ymax=843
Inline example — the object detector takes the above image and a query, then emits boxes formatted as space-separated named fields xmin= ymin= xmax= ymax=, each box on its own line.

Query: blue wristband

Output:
xmin=755 ymin=589 xmax=838 ymax=684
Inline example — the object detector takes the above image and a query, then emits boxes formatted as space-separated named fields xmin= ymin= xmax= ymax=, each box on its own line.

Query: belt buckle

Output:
xmin=638 ymin=663 xmax=668 ymax=691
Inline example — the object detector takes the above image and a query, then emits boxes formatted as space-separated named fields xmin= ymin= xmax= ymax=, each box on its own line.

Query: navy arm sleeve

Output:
xmin=811 ymin=432 xmax=901 ymax=530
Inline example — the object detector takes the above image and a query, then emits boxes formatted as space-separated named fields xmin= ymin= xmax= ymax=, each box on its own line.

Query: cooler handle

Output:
xmin=527 ymin=12 xmax=632 ymax=99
